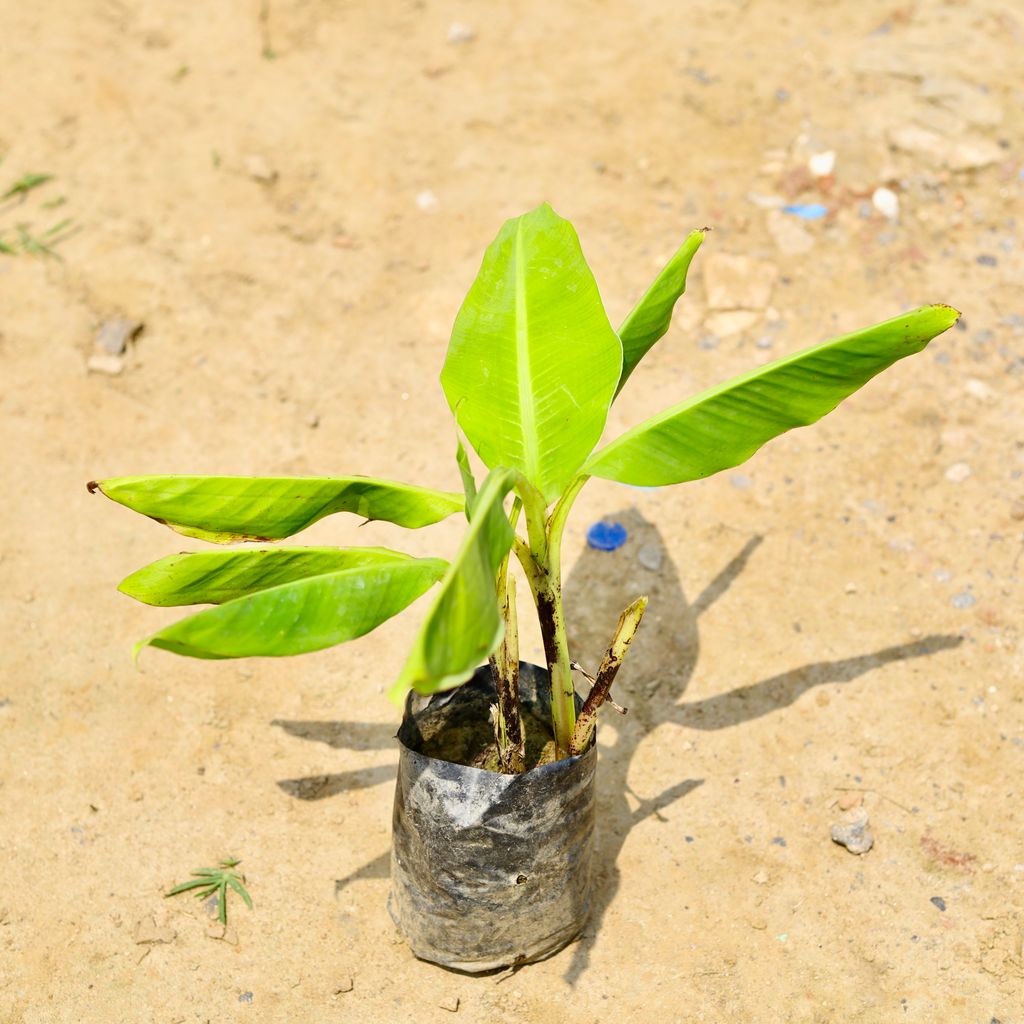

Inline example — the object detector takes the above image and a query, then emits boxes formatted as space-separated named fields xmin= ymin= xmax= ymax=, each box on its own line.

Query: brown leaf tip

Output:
xmin=87 ymin=480 xmax=101 ymax=494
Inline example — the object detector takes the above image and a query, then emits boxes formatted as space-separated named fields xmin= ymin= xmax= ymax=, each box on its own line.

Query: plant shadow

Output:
xmin=272 ymin=507 xmax=962 ymax=983
xmin=271 ymin=718 xmax=396 ymax=802
xmin=559 ymin=506 xmax=962 ymax=985
xmin=271 ymin=717 xmax=397 ymax=891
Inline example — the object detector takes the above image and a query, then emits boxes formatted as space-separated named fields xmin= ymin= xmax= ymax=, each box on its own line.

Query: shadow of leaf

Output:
xmin=271 ymin=718 xmax=394 ymax=751
xmin=335 ymin=852 xmax=390 ymax=895
xmin=277 ymin=764 xmax=394 ymax=801
xmin=678 ymin=634 xmax=964 ymax=729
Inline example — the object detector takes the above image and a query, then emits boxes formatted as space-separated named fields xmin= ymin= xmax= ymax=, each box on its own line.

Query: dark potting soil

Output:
xmin=412 ymin=700 xmax=560 ymax=772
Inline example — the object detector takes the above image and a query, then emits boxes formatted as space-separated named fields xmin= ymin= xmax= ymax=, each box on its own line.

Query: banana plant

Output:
xmin=91 ymin=203 xmax=959 ymax=768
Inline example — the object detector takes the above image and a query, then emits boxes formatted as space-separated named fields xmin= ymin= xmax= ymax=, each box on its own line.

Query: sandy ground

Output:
xmin=2 ymin=1 xmax=1023 ymax=1020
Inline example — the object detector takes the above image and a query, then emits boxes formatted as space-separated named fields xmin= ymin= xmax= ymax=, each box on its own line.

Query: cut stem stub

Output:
xmin=569 ymin=596 xmax=648 ymax=755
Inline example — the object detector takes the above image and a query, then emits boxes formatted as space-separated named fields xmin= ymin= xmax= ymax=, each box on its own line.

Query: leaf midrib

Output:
xmin=514 ymin=218 xmax=541 ymax=488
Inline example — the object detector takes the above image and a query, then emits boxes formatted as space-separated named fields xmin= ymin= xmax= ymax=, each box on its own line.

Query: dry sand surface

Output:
xmin=2 ymin=1 xmax=1023 ymax=1021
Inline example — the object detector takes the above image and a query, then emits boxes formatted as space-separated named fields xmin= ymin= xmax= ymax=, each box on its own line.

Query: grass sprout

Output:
xmin=2 ymin=173 xmax=53 ymax=200
xmin=166 ymin=857 xmax=253 ymax=925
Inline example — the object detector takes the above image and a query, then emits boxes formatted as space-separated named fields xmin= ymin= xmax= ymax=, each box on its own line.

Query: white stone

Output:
xmin=808 ymin=150 xmax=836 ymax=177
xmin=447 ymin=22 xmax=475 ymax=43
xmin=872 ymin=187 xmax=900 ymax=221
xmin=86 ymin=353 xmax=124 ymax=376
xmin=416 ymin=190 xmax=439 ymax=211
xmin=889 ymin=125 xmax=1002 ymax=171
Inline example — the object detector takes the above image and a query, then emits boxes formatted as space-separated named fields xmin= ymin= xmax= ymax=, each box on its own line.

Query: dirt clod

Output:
xmin=94 ymin=318 xmax=142 ymax=356
xmin=831 ymin=808 xmax=874 ymax=855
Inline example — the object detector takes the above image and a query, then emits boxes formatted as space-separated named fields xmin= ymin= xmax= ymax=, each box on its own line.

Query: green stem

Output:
xmin=547 ymin=475 xmax=587 ymax=580
xmin=513 ymin=474 xmax=590 ymax=755
xmin=516 ymin=477 xmax=548 ymax=562
xmin=531 ymin=573 xmax=575 ymax=754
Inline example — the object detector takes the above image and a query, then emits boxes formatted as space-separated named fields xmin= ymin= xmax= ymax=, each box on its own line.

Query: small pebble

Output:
xmin=586 ymin=522 xmax=628 ymax=551
xmin=771 ymin=836 xmax=787 ymax=847
xmin=446 ymin=22 xmax=475 ymax=43
xmin=752 ymin=869 xmax=770 ymax=885
xmin=95 ymin=317 xmax=142 ymax=355
xmin=750 ymin=917 xmax=768 ymax=930
xmin=1009 ymin=498 xmax=1024 ymax=521
xmin=944 ymin=462 xmax=971 ymax=482
xmin=872 ymin=186 xmax=900 ymax=221
xmin=844 ymin=581 xmax=858 ymax=594
xmin=439 ymin=995 xmax=461 ymax=1012
xmin=305 ymin=411 xmax=320 ymax=429
xmin=976 ymin=254 xmax=998 ymax=267
xmin=86 ymin=353 xmax=124 ymax=376
xmin=416 ymin=190 xmax=439 ymax=211
xmin=930 ymin=896 xmax=947 ymax=912
xmin=637 ymin=544 xmax=662 ymax=571
xmin=333 ymin=978 xmax=354 ymax=994
xmin=238 ymin=992 xmax=254 ymax=1003
xmin=831 ymin=808 xmax=874 ymax=855
xmin=756 ymin=335 xmax=774 ymax=349
xmin=244 ymin=154 xmax=277 ymax=183
xmin=730 ymin=473 xmax=752 ymax=489
xmin=697 ymin=333 xmax=720 ymax=350
xmin=808 ymin=150 xmax=836 ymax=177
xmin=951 ymin=590 xmax=976 ymax=609
xmin=837 ymin=792 xmax=863 ymax=811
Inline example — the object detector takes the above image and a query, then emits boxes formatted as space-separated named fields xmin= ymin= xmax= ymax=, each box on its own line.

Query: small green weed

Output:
xmin=0 ymin=169 xmax=75 ymax=258
xmin=166 ymin=858 xmax=253 ymax=925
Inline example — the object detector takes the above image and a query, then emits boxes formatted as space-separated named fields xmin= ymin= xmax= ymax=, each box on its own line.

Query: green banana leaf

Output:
xmin=134 ymin=557 xmax=448 ymax=660
xmin=119 ymin=546 xmax=419 ymax=606
xmin=390 ymin=468 xmax=517 ymax=700
xmin=616 ymin=229 xmax=705 ymax=396
xmin=440 ymin=203 xmax=622 ymax=505
xmin=586 ymin=304 xmax=960 ymax=486
xmin=89 ymin=475 xmax=464 ymax=543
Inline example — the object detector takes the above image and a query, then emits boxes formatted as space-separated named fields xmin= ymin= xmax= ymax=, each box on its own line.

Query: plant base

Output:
xmin=389 ymin=663 xmax=596 ymax=972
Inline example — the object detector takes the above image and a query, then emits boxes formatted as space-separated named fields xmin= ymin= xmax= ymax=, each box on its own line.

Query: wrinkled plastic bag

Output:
xmin=389 ymin=663 xmax=596 ymax=971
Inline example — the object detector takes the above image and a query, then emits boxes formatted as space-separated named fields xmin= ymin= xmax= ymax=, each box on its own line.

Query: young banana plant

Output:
xmin=92 ymin=203 xmax=959 ymax=767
